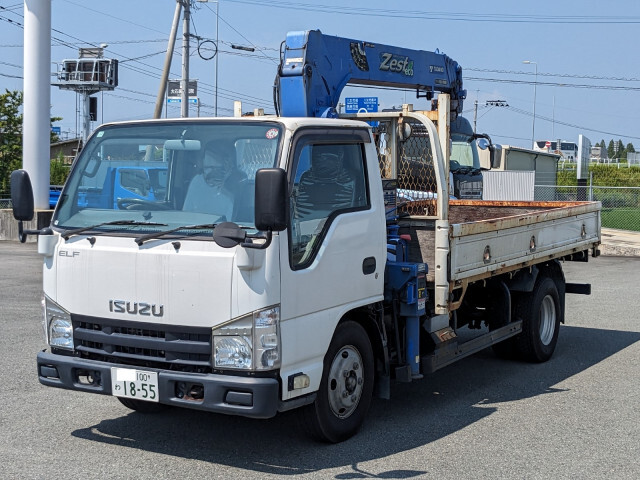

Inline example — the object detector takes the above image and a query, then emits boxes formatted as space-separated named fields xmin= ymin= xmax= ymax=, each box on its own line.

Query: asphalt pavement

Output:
xmin=0 ymin=241 xmax=638 ymax=479
xmin=600 ymin=227 xmax=640 ymax=256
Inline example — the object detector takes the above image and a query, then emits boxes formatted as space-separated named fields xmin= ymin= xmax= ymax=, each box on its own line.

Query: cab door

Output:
xmin=279 ymin=129 xmax=386 ymax=394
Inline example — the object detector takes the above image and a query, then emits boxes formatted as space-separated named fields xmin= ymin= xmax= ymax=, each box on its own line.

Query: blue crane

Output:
xmin=273 ymin=30 xmax=497 ymax=200
xmin=274 ymin=29 xmax=466 ymax=118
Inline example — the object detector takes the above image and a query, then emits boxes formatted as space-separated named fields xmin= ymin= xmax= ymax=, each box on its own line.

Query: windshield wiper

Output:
xmin=134 ymin=223 xmax=218 ymax=246
xmin=135 ymin=223 xmax=257 ymax=246
xmin=62 ymin=220 xmax=168 ymax=240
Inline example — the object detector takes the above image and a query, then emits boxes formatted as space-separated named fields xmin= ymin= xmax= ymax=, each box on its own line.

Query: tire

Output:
xmin=303 ymin=321 xmax=374 ymax=443
xmin=513 ymin=276 xmax=562 ymax=362
xmin=117 ymin=397 xmax=169 ymax=414
xmin=489 ymin=286 xmax=517 ymax=360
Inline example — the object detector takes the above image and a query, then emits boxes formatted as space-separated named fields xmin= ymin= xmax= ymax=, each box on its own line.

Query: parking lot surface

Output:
xmin=1 ymin=241 xmax=638 ymax=479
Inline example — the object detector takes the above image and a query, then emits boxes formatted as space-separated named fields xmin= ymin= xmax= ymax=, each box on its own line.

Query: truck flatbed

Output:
xmin=401 ymin=200 xmax=601 ymax=288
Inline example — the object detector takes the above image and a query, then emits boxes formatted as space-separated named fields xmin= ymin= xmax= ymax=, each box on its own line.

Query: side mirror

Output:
xmin=490 ymin=144 xmax=502 ymax=169
xmin=476 ymin=138 xmax=490 ymax=151
xmin=254 ymin=168 xmax=287 ymax=232
xmin=10 ymin=169 xmax=37 ymax=243
xmin=397 ymin=121 xmax=412 ymax=142
xmin=11 ymin=169 xmax=35 ymax=221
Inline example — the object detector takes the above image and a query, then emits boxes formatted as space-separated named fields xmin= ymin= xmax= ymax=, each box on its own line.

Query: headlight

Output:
xmin=44 ymin=296 xmax=73 ymax=350
xmin=213 ymin=305 xmax=280 ymax=371
xmin=215 ymin=336 xmax=252 ymax=369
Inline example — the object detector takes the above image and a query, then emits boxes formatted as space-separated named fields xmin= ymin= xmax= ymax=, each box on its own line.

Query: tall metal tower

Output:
xmin=53 ymin=46 xmax=118 ymax=143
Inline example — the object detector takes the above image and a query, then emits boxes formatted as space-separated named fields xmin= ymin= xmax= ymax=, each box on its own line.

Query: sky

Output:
xmin=2 ymin=0 xmax=640 ymax=150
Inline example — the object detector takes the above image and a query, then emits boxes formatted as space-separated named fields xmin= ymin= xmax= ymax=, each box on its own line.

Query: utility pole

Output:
xmin=523 ymin=60 xmax=538 ymax=148
xmin=473 ymin=99 xmax=478 ymax=134
xmin=153 ymin=1 xmax=182 ymax=119
xmin=181 ymin=0 xmax=191 ymax=118
xmin=214 ymin=0 xmax=219 ymax=116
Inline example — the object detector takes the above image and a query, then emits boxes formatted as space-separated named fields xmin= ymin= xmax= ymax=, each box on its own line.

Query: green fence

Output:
xmin=2 ymin=184 xmax=639 ymax=231
xmin=536 ymin=185 xmax=640 ymax=232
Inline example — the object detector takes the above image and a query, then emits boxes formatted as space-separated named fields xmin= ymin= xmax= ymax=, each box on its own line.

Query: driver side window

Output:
xmin=289 ymin=142 xmax=368 ymax=269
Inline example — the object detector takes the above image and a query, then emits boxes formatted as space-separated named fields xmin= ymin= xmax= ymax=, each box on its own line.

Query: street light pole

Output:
xmin=523 ymin=60 xmax=537 ymax=148
xmin=215 ymin=0 xmax=219 ymax=116
xmin=181 ymin=0 xmax=190 ymax=118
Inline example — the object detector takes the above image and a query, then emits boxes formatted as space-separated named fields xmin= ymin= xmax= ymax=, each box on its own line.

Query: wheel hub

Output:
xmin=327 ymin=345 xmax=364 ymax=419
xmin=539 ymin=294 xmax=557 ymax=346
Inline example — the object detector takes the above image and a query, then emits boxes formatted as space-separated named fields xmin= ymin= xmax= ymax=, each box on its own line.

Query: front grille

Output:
xmin=73 ymin=315 xmax=212 ymax=372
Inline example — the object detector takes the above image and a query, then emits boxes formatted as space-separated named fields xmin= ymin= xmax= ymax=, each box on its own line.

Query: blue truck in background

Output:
xmin=49 ymin=186 xmax=63 ymax=209
xmin=49 ymin=163 xmax=167 ymax=210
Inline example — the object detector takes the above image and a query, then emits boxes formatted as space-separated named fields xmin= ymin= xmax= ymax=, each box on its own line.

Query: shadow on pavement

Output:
xmin=72 ymin=325 xmax=639 ymax=478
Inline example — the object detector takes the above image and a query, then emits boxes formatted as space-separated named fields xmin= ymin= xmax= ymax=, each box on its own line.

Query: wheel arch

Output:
xmin=339 ymin=303 xmax=390 ymax=399
xmin=537 ymin=260 xmax=566 ymax=324
xmin=503 ymin=261 xmax=566 ymax=323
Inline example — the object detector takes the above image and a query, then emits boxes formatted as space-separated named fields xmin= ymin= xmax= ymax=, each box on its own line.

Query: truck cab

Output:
xmin=14 ymin=116 xmax=387 ymax=441
xmin=449 ymin=116 xmax=494 ymax=199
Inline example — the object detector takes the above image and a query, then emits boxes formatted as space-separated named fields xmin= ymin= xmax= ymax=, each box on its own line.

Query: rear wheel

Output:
xmin=303 ymin=321 xmax=374 ymax=443
xmin=118 ymin=397 xmax=169 ymax=413
xmin=514 ymin=276 xmax=562 ymax=362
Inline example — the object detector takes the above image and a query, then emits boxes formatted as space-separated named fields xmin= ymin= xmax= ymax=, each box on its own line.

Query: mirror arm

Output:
xmin=17 ymin=222 xmax=52 ymax=243
xmin=242 ymin=230 xmax=273 ymax=250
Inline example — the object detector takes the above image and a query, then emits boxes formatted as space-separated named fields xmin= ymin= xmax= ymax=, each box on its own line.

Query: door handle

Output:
xmin=362 ymin=257 xmax=376 ymax=275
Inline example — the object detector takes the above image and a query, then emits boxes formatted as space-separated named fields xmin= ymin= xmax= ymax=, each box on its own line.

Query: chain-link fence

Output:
xmin=536 ymin=184 xmax=640 ymax=232
xmin=0 ymin=189 xmax=10 ymax=209
xmin=376 ymin=119 xmax=439 ymax=217
xmin=2 ymin=165 xmax=638 ymax=231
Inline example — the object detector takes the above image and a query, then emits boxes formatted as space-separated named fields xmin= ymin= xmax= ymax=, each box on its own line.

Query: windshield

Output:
xmin=52 ymin=121 xmax=283 ymax=237
xmin=450 ymin=133 xmax=481 ymax=170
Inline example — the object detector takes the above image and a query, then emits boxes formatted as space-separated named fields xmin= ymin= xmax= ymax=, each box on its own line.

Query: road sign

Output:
xmin=344 ymin=97 xmax=378 ymax=114
xmin=344 ymin=97 xmax=378 ymax=127
xmin=167 ymin=97 xmax=198 ymax=104
xmin=51 ymin=126 xmax=61 ymax=135
xmin=167 ymin=80 xmax=197 ymax=98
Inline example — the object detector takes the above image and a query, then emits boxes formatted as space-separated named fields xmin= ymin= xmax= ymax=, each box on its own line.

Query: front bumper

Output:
xmin=37 ymin=350 xmax=280 ymax=419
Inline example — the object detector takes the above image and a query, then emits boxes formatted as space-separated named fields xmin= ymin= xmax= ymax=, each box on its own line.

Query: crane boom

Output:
xmin=275 ymin=29 xmax=466 ymax=118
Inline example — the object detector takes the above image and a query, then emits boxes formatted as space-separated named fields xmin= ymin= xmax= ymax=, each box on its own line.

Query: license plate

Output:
xmin=111 ymin=368 xmax=159 ymax=402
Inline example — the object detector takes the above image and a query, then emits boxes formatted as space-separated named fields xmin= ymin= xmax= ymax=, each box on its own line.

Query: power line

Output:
xmin=504 ymin=105 xmax=640 ymax=141
xmin=0 ymin=60 xmax=21 ymax=69
xmin=466 ymin=68 xmax=640 ymax=83
xmin=202 ymin=2 xmax=278 ymax=65
xmin=224 ymin=0 xmax=640 ymax=24
xmin=0 ymin=11 xmax=271 ymax=115
xmin=466 ymin=76 xmax=640 ymax=92
xmin=0 ymin=71 xmax=22 ymax=79
xmin=58 ymin=0 xmax=169 ymax=35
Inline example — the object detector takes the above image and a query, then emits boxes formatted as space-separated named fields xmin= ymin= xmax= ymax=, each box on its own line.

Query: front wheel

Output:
xmin=303 ymin=321 xmax=374 ymax=443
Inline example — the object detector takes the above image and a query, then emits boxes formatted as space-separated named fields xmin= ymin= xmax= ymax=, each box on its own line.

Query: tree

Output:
xmin=50 ymin=151 xmax=70 ymax=185
xmin=607 ymin=139 xmax=615 ymax=159
xmin=0 ymin=89 xmax=63 ymax=194
xmin=599 ymin=139 xmax=606 ymax=148
xmin=626 ymin=143 xmax=635 ymax=153
xmin=0 ymin=89 xmax=23 ymax=194
xmin=617 ymin=139 xmax=625 ymax=160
